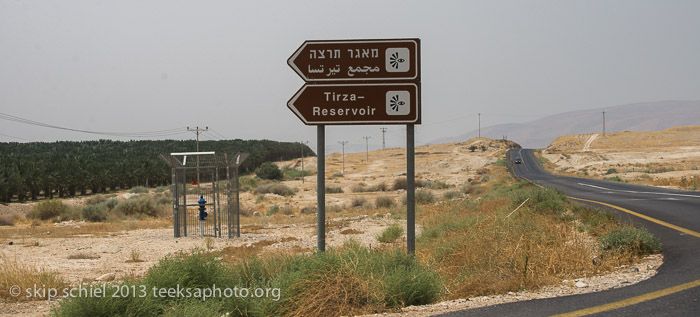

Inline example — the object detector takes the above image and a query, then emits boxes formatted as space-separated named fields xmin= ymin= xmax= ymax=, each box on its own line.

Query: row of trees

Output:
xmin=0 ymin=139 xmax=313 ymax=203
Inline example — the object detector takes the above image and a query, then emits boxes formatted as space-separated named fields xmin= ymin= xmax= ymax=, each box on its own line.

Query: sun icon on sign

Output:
xmin=389 ymin=94 xmax=405 ymax=111
xmin=389 ymin=52 xmax=405 ymax=69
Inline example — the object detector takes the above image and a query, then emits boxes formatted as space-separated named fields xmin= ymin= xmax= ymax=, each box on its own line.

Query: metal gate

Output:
xmin=160 ymin=152 xmax=246 ymax=238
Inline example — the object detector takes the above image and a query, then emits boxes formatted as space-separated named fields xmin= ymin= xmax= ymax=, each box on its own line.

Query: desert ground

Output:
xmin=540 ymin=125 xmax=700 ymax=190
xmin=0 ymin=138 xmax=662 ymax=316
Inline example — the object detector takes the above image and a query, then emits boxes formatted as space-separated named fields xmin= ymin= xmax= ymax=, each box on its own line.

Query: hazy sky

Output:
xmin=1 ymin=0 xmax=699 ymax=153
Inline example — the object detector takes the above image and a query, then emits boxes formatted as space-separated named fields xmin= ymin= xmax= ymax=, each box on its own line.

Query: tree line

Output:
xmin=0 ymin=139 xmax=313 ymax=202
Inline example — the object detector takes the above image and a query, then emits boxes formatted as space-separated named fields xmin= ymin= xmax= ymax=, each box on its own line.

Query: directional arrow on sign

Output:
xmin=288 ymin=39 xmax=420 ymax=82
xmin=287 ymin=83 xmax=420 ymax=125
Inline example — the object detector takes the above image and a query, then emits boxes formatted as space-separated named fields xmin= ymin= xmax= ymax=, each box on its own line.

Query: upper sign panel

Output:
xmin=288 ymin=39 xmax=420 ymax=82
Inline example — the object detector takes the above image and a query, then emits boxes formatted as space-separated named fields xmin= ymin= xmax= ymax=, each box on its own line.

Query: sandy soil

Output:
xmin=542 ymin=126 xmax=700 ymax=189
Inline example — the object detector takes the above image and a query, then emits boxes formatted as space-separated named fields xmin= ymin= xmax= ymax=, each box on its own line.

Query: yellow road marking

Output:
xmin=568 ymin=196 xmax=700 ymax=238
xmin=553 ymin=279 xmax=700 ymax=317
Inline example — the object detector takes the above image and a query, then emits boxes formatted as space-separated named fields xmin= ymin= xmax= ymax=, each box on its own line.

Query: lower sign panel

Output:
xmin=288 ymin=83 xmax=420 ymax=125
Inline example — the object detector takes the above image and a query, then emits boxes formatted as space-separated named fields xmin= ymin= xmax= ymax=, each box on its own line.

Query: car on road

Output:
xmin=514 ymin=157 xmax=522 ymax=164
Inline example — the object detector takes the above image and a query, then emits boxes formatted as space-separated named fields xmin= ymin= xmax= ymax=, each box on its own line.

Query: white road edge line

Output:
xmin=577 ymin=182 xmax=700 ymax=199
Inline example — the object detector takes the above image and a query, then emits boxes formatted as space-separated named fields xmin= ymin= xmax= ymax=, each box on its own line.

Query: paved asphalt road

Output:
xmin=442 ymin=149 xmax=700 ymax=316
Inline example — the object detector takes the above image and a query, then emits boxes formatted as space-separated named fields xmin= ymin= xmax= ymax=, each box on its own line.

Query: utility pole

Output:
xmin=187 ymin=126 xmax=208 ymax=186
xmin=380 ymin=127 xmax=387 ymax=150
xmin=602 ymin=111 xmax=606 ymax=137
xmin=300 ymin=141 xmax=309 ymax=183
xmin=478 ymin=113 xmax=481 ymax=138
xmin=338 ymin=141 xmax=348 ymax=173
xmin=362 ymin=136 xmax=371 ymax=162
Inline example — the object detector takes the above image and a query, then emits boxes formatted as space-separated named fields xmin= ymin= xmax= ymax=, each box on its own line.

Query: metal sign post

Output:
xmin=317 ymin=125 xmax=326 ymax=251
xmin=288 ymin=38 xmax=421 ymax=253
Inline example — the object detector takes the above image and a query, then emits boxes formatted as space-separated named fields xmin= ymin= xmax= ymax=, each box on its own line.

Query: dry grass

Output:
xmin=125 ymin=249 xmax=144 ymax=263
xmin=0 ymin=255 xmax=67 ymax=302
xmin=281 ymin=268 xmax=385 ymax=316
xmin=417 ymin=166 xmax=647 ymax=299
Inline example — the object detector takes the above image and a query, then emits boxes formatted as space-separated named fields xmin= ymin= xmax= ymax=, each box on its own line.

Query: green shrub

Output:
xmin=114 ymin=195 xmax=160 ymax=217
xmin=415 ymin=190 xmax=436 ymax=204
xmin=103 ymin=199 xmax=119 ymax=210
xmin=375 ymin=196 xmax=395 ymax=208
xmin=325 ymin=186 xmax=343 ymax=194
xmin=144 ymin=250 xmax=232 ymax=290
xmin=81 ymin=205 xmax=109 ymax=222
xmin=443 ymin=190 xmax=463 ymax=200
xmin=254 ymin=184 xmax=297 ymax=196
xmin=239 ymin=176 xmax=260 ymax=188
xmin=30 ymin=200 xmax=69 ymax=220
xmin=255 ymin=162 xmax=283 ymax=180
xmin=282 ymin=167 xmax=313 ymax=180
xmin=85 ymin=194 xmax=109 ymax=206
xmin=128 ymin=186 xmax=149 ymax=194
xmin=601 ymin=226 xmax=662 ymax=256
xmin=154 ymin=185 xmax=170 ymax=193
xmin=508 ymin=187 xmax=566 ymax=213
xmin=267 ymin=204 xmax=280 ymax=216
xmin=605 ymin=168 xmax=618 ymax=175
xmin=492 ymin=159 xmax=506 ymax=167
xmin=605 ymin=176 xmax=625 ymax=182
xmin=377 ymin=224 xmax=404 ymax=243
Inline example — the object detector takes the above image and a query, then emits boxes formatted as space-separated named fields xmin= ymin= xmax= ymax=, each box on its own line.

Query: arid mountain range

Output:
xmin=430 ymin=100 xmax=700 ymax=148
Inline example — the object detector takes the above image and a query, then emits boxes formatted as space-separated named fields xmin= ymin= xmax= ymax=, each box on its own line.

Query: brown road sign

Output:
xmin=288 ymin=39 xmax=420 ymax=82
xmin=287 ymin=83 xmax=420 ymax=125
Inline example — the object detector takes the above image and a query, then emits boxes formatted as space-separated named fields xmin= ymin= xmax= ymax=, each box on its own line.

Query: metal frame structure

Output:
xmin=160 ymin=152 xmax=247 ymax=238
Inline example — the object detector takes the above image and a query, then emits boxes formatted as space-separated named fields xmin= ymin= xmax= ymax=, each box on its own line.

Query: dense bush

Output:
xmin=30 ymin=200 xmax=70 ymax=220
xmin=81 ymin=205 xmax=109 ymax=222
xmin=392 ymin=178 xmax=426 ymax=191
xmin=255 ymin=162 xmax=283 ymax=180
xmin=325 ymin=186 xmax=343 ymax=193
xmin=601 ymin=226 xmax=662 ymax=256
xmin=375 ymin=196 xmax=395 ymax=208
xmin=377 ymin=224 xmax=404 ymax=243
xmin=114 ymin=195 xmax=164 ymax=217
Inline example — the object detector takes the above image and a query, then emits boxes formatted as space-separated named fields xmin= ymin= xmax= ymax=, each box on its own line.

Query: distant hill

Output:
xmin=429 ymin=100 xmax=700 ymax=148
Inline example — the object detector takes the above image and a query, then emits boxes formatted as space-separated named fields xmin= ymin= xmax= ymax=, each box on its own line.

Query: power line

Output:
xmin=209 ymin=128 xmax=229 ymax=140
xmin=0 ymin=112 xmax=187 ymax=138
xmin=0 ymin=132 xmax=31 ymax=142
